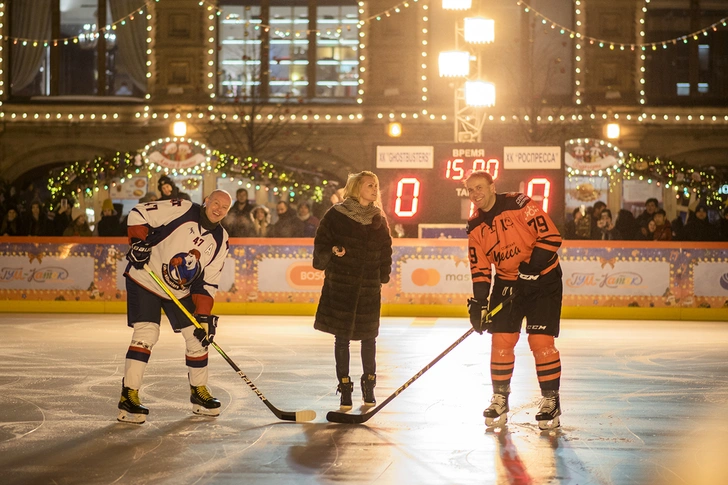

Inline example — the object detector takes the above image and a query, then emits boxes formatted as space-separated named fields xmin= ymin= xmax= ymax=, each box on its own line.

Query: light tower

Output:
xmin=439 ymin=0 xmax=495 ymax=142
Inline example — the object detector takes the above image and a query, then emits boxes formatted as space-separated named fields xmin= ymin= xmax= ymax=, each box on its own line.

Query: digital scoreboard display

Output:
xmin=376 ymin=144 xmax=565 ymax=232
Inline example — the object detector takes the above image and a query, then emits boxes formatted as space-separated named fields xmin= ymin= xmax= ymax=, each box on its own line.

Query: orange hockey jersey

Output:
xmin=467 ymin=192 xmax=562 ymax=300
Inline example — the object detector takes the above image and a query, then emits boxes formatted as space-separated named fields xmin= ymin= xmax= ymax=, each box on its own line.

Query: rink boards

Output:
xmin=0 ymin=237 xmax=726 ymax=321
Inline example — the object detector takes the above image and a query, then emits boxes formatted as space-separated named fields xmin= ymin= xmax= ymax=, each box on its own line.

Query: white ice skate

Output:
xmin=536 ymin=392 xmax=561 ymax=430
xmin=483 ymin=393 xmax=509 ymax=427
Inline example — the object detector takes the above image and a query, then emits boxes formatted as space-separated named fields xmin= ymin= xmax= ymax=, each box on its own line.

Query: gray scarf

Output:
xmin=334 ymin=198 xmax=382 ymax=225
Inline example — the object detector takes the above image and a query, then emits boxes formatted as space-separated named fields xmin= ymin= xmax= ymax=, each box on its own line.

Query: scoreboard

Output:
xmin=376 ymin=144 xmax=565 ymax=232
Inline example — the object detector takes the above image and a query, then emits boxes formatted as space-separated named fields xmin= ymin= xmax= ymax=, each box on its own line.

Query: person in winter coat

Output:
xmin=96 ymin=198 xmax=124 ymax=236
xmin=157 ymin=175 xmax=191 ymax=201
xmin=683 ymin=204 xmax=718 ymax=241
xmin=269 ymin=201 xmax=305 ymax=237
xmin=1 ymin=208 xmax=22 ymax=236
xmin=596 ymin=209 xmax=620 ymax=240
xmin=718 ymin=207 xmax=728 ymax=242
xmin=23 ymin=201 xmax=51 ymax=236
xmin=63 ymin=212 xmax=93 ymax=237
xmin=312 ymin=170 xmax=393 ymax=409
xmin=222 ymin=188 xmax=254 ymax=237
xmin=614 ymin=209 xmax=641 ymax=240
xmin=298 ymin=201 xmax=320 ymax=237
xmin=51 ymin=199 xmax=73 ymax=236
xmin=249 ymin=205 xmax=271 ymax=237
xmin=651 ymin=209 xmax=672 ymax=241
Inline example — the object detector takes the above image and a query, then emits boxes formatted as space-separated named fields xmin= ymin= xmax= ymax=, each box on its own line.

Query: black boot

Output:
xmin=361 ymin=374 xmax=376 ymax=406
xmin=337 ymin=376 xmax=354 ymax=409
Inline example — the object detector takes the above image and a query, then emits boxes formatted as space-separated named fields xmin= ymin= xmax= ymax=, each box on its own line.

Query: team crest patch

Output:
xmin=162 ymin=249 xmax=202 ymax=290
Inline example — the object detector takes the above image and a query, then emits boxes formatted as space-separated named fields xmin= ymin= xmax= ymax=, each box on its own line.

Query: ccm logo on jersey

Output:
xmin=515 ymin=194 xmax=530 ymax=207
xmin=527 ymin=325 xmax=547 ymax=330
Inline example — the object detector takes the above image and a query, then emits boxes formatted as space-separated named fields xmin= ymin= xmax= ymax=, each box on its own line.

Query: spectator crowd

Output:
xmin=0 ymin=182 xmax=323 ymax=239
xmin=564 ymin=197 xmax=728 ymax=242
xmin=2 ymin=180 xmax=727 ymax=241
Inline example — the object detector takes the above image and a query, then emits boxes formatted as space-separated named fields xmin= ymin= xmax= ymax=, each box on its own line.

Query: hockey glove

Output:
xmin=516 ymin=262 xmax=541 ymax=300
xmin=126 ymin=238 xmax=152 ymax=269
xmin=467 ymin=298 xmax=489 ymax=334
xmin=193 ymin=314 xmax=218 ymax=347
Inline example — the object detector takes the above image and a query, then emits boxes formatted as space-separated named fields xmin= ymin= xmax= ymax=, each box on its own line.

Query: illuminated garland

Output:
xmin=518 ymin=0 xmax=728 ymax=51
xmin=3 ymin=0 xmax=154 ymax=47
xmin=47 ymin=153 xmax=142 ymax=208
xmin=46 ymin=149 xmax=332 ymax=208
xmin=567 ymin=152 xmax=725 ymax=208
xmin=213 ymin=152 xmax=329 ymax=202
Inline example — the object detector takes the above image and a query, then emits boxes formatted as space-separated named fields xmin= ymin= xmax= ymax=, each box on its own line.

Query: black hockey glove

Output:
xmin=126 ymin=238 xmax=152 ymax=269
xmin=193 ymin=314 xmax=218 ymax=347
xmin=467 ymin=298 xmax=488 ymax=334
xmin=516 ymin=262 xmax=541 ymax=300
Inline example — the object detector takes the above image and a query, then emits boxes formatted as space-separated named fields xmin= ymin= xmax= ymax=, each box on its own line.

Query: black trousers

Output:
xmin=334 ymin=336 xmax=376 ymax=380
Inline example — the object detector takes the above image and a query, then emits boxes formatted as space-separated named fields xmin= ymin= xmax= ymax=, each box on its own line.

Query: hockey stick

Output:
xmin=326 ymin=292 xmax=516 ymax=424
xmin=145 ymin=265 xmax=316 ymax=422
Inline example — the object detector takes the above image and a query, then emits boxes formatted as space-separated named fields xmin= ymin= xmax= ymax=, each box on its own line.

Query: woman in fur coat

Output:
xmin=313 ymin=171 xmax=393 ymax=409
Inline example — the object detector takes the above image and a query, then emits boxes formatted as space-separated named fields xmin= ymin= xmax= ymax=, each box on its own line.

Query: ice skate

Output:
xmin=117 ymin=383 xmax=149 ymax=424
xmin=190 ymin=385 xmax=221 ymax=416
xmin=361 ymin=374 xmax=376 ymax=407
xmin=337 ymin=376 xmax=354 ymax=410
xmin=483 ymin=393 xmax=509 ymax=427
xmin=536 ymin=391 xmax=561 ymax=430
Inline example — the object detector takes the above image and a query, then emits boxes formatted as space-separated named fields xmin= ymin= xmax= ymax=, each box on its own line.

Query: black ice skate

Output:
xmin=117 ymin=383 xmax=149 ymax=424
xmin=536 ymin=391 xmax=561 ymax=430
xmin=361 ymin=374 xmax=376 ymax=407
xmin=190 ymin=385 xmax=221 ymax=416
xmin=483 ymin=393 xmax=509 ymax=427
xmin=337 ymin=376 xmax=354 ymax=410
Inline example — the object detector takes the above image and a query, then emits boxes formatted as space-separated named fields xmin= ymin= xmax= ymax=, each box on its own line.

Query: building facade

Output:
xmin=0 ymin=0 xmax=726 ymax=229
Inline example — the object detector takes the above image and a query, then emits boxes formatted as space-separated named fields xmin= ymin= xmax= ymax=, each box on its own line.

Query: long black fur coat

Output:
xmin=312 ymin=206 xmax=393 ymax=340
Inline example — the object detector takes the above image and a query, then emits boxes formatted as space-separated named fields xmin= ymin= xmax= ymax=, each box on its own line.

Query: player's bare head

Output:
xmin=204 ymin=190 xmax=232 ymax=224
xmin=464 ymin=170 xmax=494 ymax=186
xmin=344 ymin=171 xmax=382 ymax=208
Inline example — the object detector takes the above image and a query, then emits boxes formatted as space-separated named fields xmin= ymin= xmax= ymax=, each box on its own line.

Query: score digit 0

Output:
xmin=394 ymin=177 xmax=421 ymax=217
xmin=526 ymin=178 xmax=551 ymax=212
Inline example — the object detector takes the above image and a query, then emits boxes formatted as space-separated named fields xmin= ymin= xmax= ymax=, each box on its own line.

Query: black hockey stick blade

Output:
xmin=213 ymin=342 xmax=316 ymax=422
xmin=326 ymin=293 xmax=516 ymax=424
xmin=145 ymin=266 xmax=316 ymax=422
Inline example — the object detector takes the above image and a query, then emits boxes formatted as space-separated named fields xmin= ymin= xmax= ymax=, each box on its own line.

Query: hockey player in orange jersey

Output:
xmin=465 ymin=170 xmax=563 ymax=430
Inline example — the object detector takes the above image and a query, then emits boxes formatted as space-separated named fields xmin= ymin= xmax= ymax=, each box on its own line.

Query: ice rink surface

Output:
xmin=1 ymin=314 xmax=727 ymax=485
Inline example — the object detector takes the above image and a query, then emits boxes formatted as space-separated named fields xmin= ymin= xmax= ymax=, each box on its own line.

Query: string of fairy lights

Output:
xmin=0 ymin=0 xmax=154 ymax=46
xmin=565 ymin=139 xmax=725 ymax=208
xmin=1 ymin=0 xmax=728 ymax=125
xmin=517 ymin=0 xmax=728 ymax=51
xmin=47 ymin=138 xmax=331 ymax=207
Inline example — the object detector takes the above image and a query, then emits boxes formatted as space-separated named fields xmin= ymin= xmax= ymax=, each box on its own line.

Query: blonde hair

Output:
xmin=343 ymin=170 xmax=383 ymax=209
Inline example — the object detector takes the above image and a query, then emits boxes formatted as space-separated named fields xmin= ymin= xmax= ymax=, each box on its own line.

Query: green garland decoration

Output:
xmin=47 ymin=150 xmax=331 ymax=208
xmin=567 ymin=152 xmax=726 ymax=208
xmin=47 ymin=152 xmax=142 ymax=209
xmin=212 ymin=151 xmax=328 ymax=202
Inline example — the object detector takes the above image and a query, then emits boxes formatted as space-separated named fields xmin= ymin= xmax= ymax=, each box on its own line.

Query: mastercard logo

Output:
xmin=286 ymin=262 xmax=325 ymax=290
xmin=411 ymin=268 xmax=441 ymax=287
xmin=720 ymin=273 xmax=728 ymax=291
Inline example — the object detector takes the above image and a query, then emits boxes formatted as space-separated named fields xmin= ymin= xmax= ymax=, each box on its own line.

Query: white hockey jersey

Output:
xmin=125 ymin=199 xmax=229 ymax=310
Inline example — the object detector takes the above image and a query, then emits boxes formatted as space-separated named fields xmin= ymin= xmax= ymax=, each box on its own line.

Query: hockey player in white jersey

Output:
xmin=118 ymin=189 xmax=232 ymax=424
